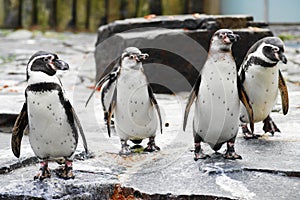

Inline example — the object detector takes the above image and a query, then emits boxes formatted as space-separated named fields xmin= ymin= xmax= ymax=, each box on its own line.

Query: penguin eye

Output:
xmin=129 ymin=55 xmax=135 ymax=59
xmin=43 ymin=56 xmax=52 ymax=62
xmin=272 ymin=47 xmax=279 ymax=52
xmin=219 ymin=32 xmax=227 ymax=39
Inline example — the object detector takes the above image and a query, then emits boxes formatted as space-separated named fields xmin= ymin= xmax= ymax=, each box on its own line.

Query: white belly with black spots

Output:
xmin=115 ymin=69 xmax=157 ymax=140
xmin=193 ymin=58 xmax=240 ymax=148
xmin=240 ymin=66 xmax=278 ymax=123
xmin=27 ymin=90 xmax=77 ymax=159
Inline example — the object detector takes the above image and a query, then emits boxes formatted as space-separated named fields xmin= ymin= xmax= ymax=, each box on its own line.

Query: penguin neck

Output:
xmin=208 ymin=48 xmax=233 ymax=61
xmin=27 ymin=71 xmax=62 ymax=86
xmin=209 ymin=42 xmax=232 ymax=52
xmin=121 ymin=62 xmax=143 ymax=71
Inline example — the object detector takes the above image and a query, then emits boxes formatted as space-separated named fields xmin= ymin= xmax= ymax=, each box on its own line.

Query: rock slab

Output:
xmin=95 ymin=14 xmax=273 ymax=93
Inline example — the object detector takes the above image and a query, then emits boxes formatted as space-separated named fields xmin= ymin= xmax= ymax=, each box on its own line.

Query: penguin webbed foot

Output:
xmin=119 ymin=140 xmax=131 ymax=155
xmin=194 ymin=142 xmax=210 ymax=161
xmin=55 ymin=160 xmax=75 ymax=180
xmin=119 ymin=147 xmax=131 ymax=155
xmin=263 ymin=116 xmax=280 ymax=135
xmin=242 ymin=124 xmax=259 ymax=139
xmin=224 ymin=142 xmax=242 ymax=160
xmin=143 ymin=144 xmax=160 ymax=152
xmin=194 ymin=151 xmax=210 ymax=161
xmin=143 ymin=137 xmax=160 ymax=153
xmin=34 ymin=161 xmax=51 ymax=181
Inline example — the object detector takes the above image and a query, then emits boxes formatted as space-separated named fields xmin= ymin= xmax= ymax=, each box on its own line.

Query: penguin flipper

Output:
xmin=278 ymin=70 xmax=289 ymax=115
xmin=85 ymin=67 xmax=120 ymax=107
xmin=11 ymin=102 xmax=28 ymax=158
xmin=237 ymin=77 xmax=254 ymax=133
xmin=147 ymin=85 xmax=162 ymax=134
xmin=101 ymin=80 xmax=116 ymax=112
xmin=70 ymin=104 xmax=89 ymax=154
xmin=183 ymin=75 xmax=201 ymax=131
xmin=106 ymin=100 xmax=116 ymax=137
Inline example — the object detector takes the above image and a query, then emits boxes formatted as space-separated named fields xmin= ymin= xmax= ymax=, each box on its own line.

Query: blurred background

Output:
xmin=0 ymin=0 xmax=299 ymax=32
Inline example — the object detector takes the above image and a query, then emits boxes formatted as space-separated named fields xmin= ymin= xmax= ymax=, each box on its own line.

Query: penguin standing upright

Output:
xmin=183 ymin=29 xmax=253 ymax=160
xmin=86 ymin=47 xmax=162 ymax=155
xmin=239 ymin=37 xmax=289 ymax=139
xmin=11 ymin=51 xmax=88 ymax=180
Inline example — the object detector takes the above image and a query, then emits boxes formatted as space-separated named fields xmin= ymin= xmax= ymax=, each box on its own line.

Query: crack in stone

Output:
xmin=0 ymin=151 xmax=94 ymax=175
xmin=243 ymin=167 xmax=300 ymax=178
xmin=0 ymin=156 xmax=39 ymax=174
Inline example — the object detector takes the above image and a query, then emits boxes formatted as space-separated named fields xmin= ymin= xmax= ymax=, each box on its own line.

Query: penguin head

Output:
xmin=27 ymin=51 xmax=69 ymax=80
xmin=260 ymin=37 xmax=287 ymax=64
xmin=210 ymin=29 xmax=240 ymax=52
xmin=121 ymin=47 xmax=149 ymax=69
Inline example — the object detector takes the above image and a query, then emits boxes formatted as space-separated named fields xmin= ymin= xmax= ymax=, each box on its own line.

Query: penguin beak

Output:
xmin=53 ymin=59 xmax=69 ymax=70
xmin=137 ymin=53 xmax=149 ymax=62
xmin=222 ymin=33 xmax=239 ymax=44
xmin=275 ymin=52 xmax=287 ymax=64
xmin=228 ymin=33 xmax=240 ymax=43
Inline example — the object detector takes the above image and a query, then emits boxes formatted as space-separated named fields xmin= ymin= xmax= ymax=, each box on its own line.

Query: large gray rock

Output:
xmin=95 ymin=15 xmax=272 ymax=93
xmin=95 ymin=14 xmax=262 ymax=44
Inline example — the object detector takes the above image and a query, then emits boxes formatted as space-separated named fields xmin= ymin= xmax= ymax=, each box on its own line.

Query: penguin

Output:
xmin=86 ymin=47 xmax=162 ymax=155
xmin=239 ymin=37 xmax=289 ymax=139
xmin=11 ymin=51 xmax=88 ymax=180
xmin=183 ymin=29 xmax=254 ymax=160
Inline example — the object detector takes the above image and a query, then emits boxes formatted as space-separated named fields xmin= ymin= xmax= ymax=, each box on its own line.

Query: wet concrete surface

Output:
xmin=0 ymin=26 xmax=299 ymax=199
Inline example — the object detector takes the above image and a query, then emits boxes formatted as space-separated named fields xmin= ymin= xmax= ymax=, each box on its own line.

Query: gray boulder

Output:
xmin=95 ymin=15 xmax=272 ymax=93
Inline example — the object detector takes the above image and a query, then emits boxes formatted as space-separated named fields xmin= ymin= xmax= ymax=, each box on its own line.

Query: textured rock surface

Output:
xmin=0 ymin=27 xmax=300 ymax=199
xmin=95 ymin=27 xmax=273 ymax=93
xmin=95 ymin=15 xmax=272 ymax=93
xmin=95 ymin=14 xmax=258 ymax=44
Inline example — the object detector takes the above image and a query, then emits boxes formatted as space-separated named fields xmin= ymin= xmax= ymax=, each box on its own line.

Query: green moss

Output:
xmin=0 ymin=29 xmax=13 ymax=36
xmin=131 ymin=147 xmax=145 ymax=154
xmin=279 ymin=34 xmax=299 ymax=41
xmin=43 ymin=31 xmax=68 ymax=40
xmin=0 ymin=54 xmax=17 ymax=64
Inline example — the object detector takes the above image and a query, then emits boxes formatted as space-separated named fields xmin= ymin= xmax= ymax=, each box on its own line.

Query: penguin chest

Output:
xmin=194 ymin=60 xmax=240 ymax=147
xmin=27 ymin=90 xmax=77 ymax=159
xmin=115 ymin=70 xmax=157 ymax=140
xmin=242 ymin=67 xmax=279 ymax=122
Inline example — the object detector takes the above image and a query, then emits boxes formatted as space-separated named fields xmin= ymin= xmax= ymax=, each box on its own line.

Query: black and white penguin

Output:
xmin=239 ymin=37 xmax=289 ymax=139
xmin=11 ymin=51 xmax=88 ymax=180
xmin=183 ymin=29 xmax=253 ymax=160
xmin=86 ymin=47 xmax=162 ymax=155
